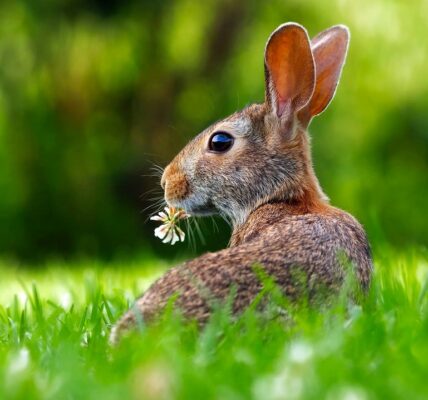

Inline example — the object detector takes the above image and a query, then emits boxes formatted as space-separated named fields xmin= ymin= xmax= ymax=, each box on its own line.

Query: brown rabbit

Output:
xmin=111 ymin=23 xmax=373 ymax=343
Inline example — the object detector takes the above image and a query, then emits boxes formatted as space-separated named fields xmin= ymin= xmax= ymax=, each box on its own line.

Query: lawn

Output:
xmin=0 ymin=248 xmax=427 ymax=400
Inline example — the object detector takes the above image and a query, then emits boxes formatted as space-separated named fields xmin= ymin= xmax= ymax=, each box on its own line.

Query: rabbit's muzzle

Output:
xmin=161 ymin=163 xmax=189 ymax=204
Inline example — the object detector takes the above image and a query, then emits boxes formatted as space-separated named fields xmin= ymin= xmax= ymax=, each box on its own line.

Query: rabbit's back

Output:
xmin=111 ymin=203 xmax=372 ymax=340
xmin=231 ymin=202 xmax=372 ymax=286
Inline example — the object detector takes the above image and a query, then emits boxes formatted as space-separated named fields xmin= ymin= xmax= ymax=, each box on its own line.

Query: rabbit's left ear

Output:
xmin=300 ymin=25 xmax=350 ymax=122
xmin=264 ymin=23 xmax=315 ymax=119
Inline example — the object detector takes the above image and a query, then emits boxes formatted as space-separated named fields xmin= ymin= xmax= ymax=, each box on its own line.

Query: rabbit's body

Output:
xmin=112 ymin=201 xmax=371 ymax=339
xmin=111 ymin=23 xmax=373 ymax=342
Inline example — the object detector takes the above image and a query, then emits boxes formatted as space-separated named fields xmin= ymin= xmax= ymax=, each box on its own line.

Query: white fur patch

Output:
xmin=216 ymin=116 xmax=251 ymax=137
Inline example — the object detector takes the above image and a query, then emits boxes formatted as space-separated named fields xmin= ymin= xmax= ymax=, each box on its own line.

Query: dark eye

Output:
xmin=208 ymin=132 xmax=234 ymax=153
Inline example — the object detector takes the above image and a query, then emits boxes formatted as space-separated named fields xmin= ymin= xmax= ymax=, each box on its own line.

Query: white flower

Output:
xmin=151 ymin=206 xmax=189 ymax=245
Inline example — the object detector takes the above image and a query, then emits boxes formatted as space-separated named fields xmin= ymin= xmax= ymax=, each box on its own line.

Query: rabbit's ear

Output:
xmin=264 ymin=23 xmax=315 ymax=119
xmin=301 ymin=25 xmax=349 ymax=120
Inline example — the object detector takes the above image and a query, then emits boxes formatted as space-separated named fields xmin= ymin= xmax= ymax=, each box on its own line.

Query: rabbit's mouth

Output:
xmin=170 ymin=196 xmax=217 ymax=217
xmin=187 ymin=202 xmax=217 ymax=216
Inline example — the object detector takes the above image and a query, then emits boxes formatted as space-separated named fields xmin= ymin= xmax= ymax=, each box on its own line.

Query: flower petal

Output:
xmin=154 ymin=225 xmax=169 ymax=239
xmin=170 ymin=230 xmax=179 ymax=245
xmin=176 ymin=209 xmax=189 ymax=220
xmin=164 ymin=207 xmax=173 ymax=218
xmin=162 ymin=228 xmax=174 ymax=244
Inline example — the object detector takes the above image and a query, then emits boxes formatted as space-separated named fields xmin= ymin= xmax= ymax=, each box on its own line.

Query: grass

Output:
xmin=0 ymin=248 xmax=427 ymax=400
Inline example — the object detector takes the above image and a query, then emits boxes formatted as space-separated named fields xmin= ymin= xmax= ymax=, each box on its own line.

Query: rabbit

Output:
xmin=110 ymin=23 xmax=373 ymax=343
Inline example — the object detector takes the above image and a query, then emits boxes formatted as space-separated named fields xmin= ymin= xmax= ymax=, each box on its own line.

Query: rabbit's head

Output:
xmin=161 ymin=23 xmax=349 ymax=226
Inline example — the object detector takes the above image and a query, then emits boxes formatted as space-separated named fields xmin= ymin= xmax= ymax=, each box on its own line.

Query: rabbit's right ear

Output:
xmin=264 ymin=23 xmax=315 ymax=121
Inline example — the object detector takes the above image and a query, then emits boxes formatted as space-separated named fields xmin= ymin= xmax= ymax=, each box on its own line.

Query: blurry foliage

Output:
xmin=0 ymin=0 xmax=427 ymax=261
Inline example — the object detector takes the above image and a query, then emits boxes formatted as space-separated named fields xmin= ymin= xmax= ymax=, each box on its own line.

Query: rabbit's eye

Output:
xmin=208 ymin=132 xmax=234 ymax=153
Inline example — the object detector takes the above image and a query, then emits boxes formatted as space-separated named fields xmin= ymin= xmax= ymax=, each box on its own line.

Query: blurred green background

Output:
xmin=0 ymin=0 xmax=427 ymax=262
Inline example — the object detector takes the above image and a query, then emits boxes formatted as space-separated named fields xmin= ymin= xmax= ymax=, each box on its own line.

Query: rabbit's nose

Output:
xmin=161 ymin=163 xmax=189 ymax=202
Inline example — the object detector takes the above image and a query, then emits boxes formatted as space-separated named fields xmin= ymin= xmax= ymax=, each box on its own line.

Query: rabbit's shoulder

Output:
xmin=232 ymin=203 xmax=365 ymax=244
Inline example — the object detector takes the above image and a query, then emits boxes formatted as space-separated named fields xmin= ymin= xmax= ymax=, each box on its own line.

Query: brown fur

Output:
xmin=110 ymin=23 xmax=372 ymax=344
xmin=162 ymin=163 xmax=189 ymax=201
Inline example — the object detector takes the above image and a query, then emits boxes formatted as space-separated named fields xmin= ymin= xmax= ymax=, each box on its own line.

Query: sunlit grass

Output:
xmin=0 ymin=248 xmax=427 ymax=399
